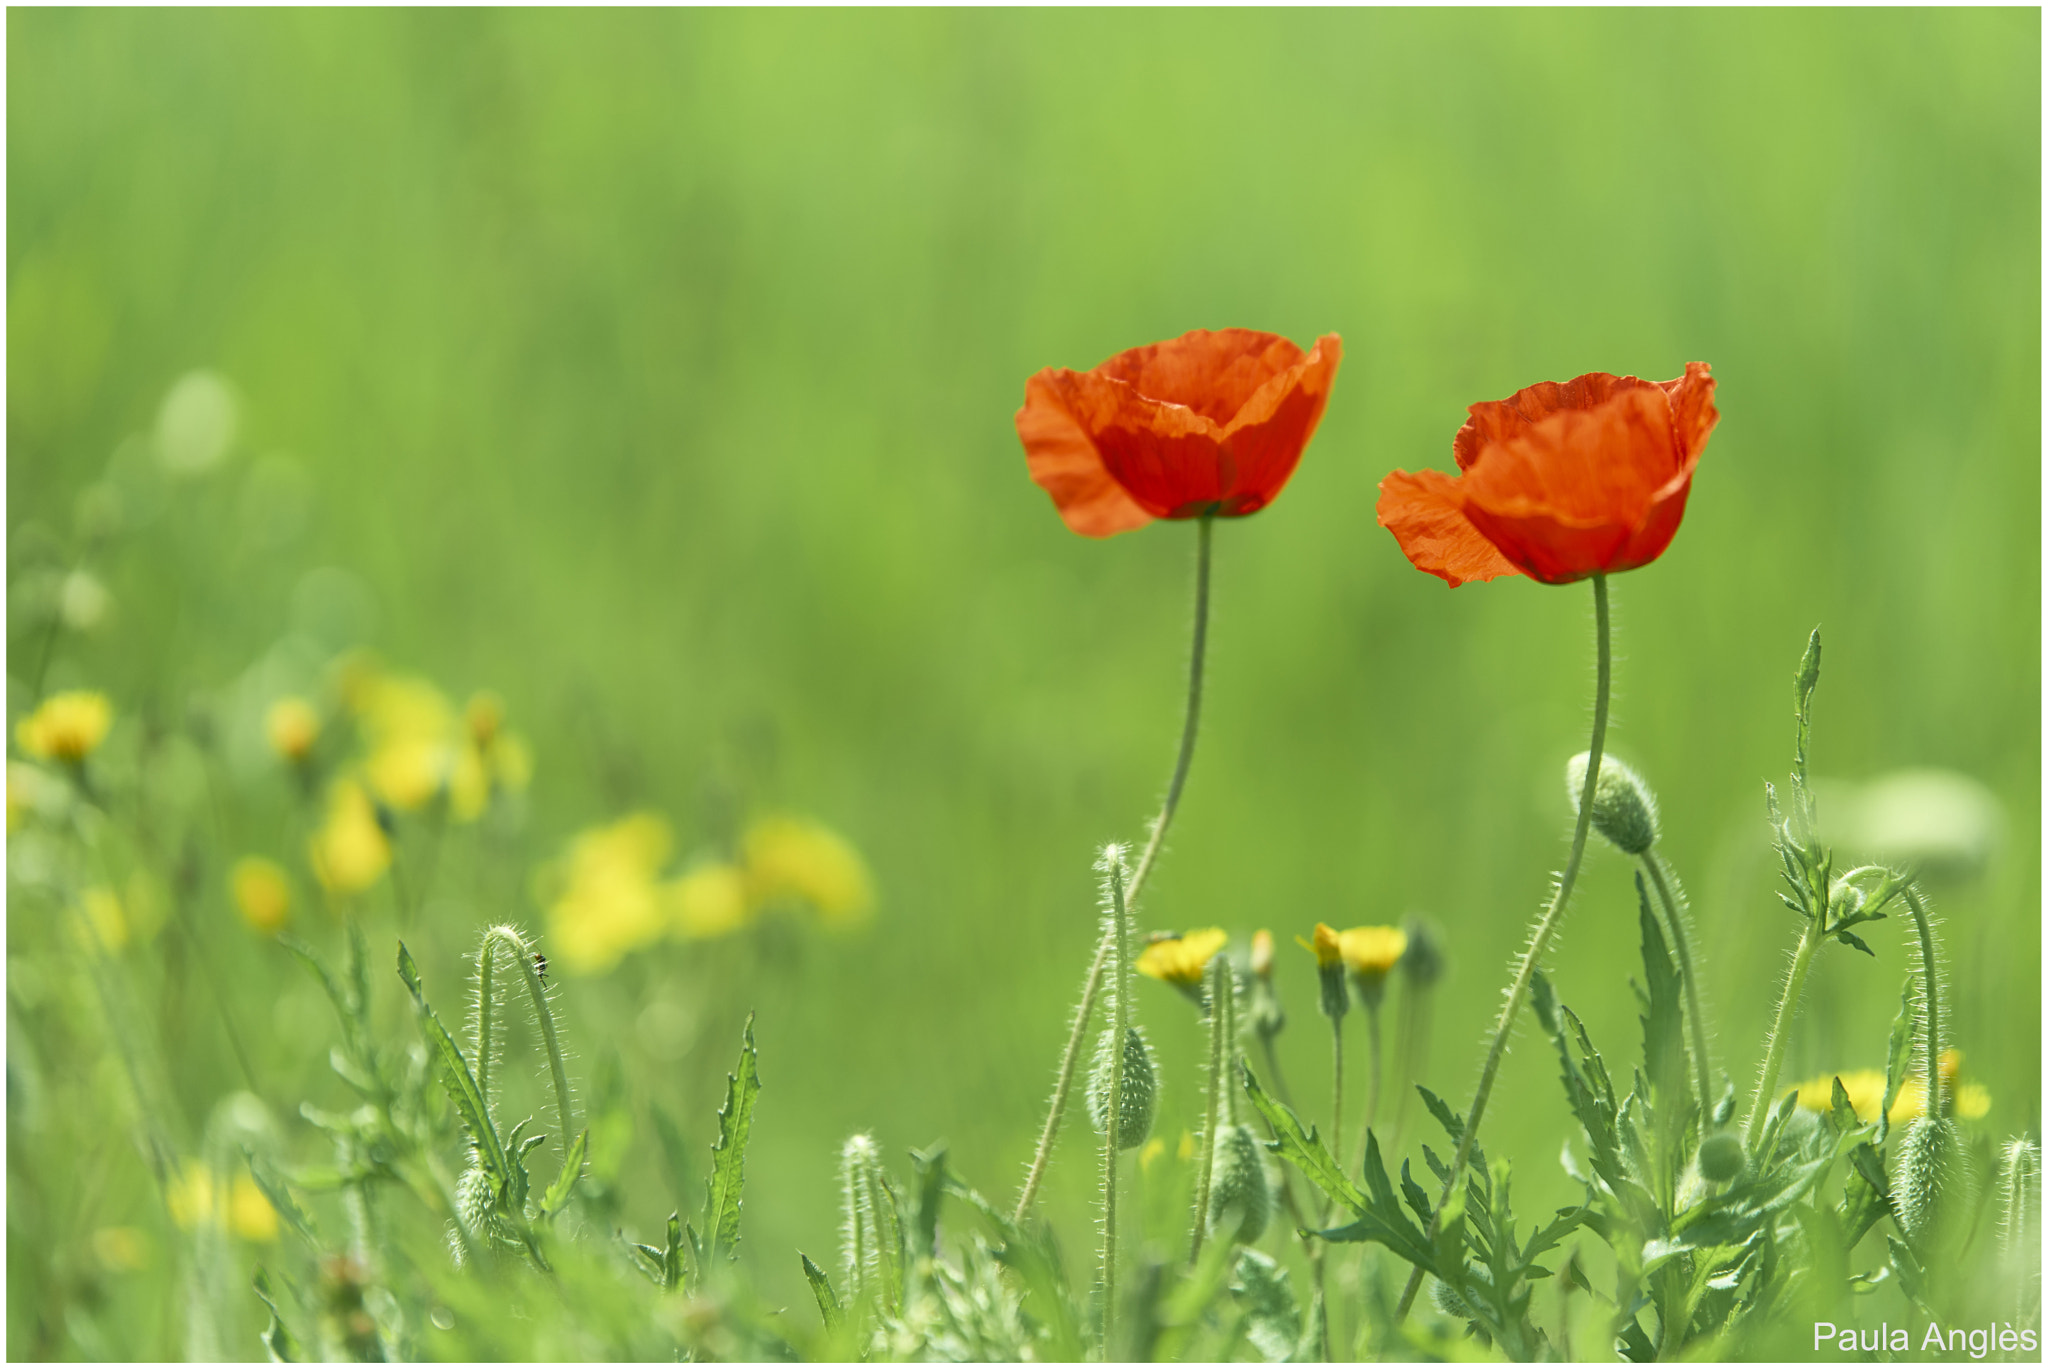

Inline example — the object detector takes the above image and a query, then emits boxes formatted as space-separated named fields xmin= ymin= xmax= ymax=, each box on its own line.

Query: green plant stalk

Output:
xmin=1100 ymin=859 xmax=1133 ymax=1358
xmin=478 ymin=925 xmax=576 ymax=1153
xmin=1363 ymin=999 xmax=1385 ymax=1141
xmin=1641 ymin=852 xmax=1714 ymax=1120
xmin=1328 ymin=1015 xmax=1348 ymax=1179
xmin=1902 ymin=887 xmax=1943 ymax=1119
xmin=1015 ymin=515 xmax=1214 ymax=1220
xmin=1396 ymin=571 xmax=1611 ymax=1322
xmin=1742 ymin=918 xmax=1823 ymax=1154
xmin=1189 ymin=954 xmax=1229 ymax=1263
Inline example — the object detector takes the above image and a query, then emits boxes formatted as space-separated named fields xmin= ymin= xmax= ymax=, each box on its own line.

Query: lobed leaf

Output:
xmin=703 ymin=1015 xmax=762 ymax=1265
xmin=1241 ymin=1062 xmax=1363 ymax=1215
xmin=397 ymin=941 xmax=509 ymax=1192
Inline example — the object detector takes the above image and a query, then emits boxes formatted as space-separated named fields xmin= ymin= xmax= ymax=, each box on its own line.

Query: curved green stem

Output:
xmin=1742 ymin=920 xmax=1822 ymax=1154
xmin=478 ymin=925 xmax=575 ymax=1152
xmin=1329 ymin=1016 xmax=1348 ymax=1179
xmin=1902 ymin=887 xmax=1943 ymax=1118
xmin=1190 ymin=954 xmax=1229 ymax=1264
xmin=1641 ymin=853 xmax=1714 ymax=1121
xmin=1396 ymin=572 xmax=1612 ymax=1322
xmin=1100 ymin=859 xmax=1133 ymax=1358
xmin=1364 ymin=1001 xmax=1385 ymax=1142
xmin=1015 ymin=516 xmax=1215 ymax=1219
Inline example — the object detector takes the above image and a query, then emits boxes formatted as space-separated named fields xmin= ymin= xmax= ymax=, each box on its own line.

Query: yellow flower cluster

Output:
xmin=308 ymin=779 xmax=392 ymax=894
xmin=230 ymin=857 xmax=293 ymax=933
xmin=543 ymin=811 xmax=875 ymax=975
xmin=16 ymin=690 xmax=112 ymax=764
xmin=165 ymin=1163 xmax=279 ymax=1242
xmin=1790 ymin=1050 xmax=1991 ymax=1124
xmin=1296 ymin=923 xmax=1408 ymax=977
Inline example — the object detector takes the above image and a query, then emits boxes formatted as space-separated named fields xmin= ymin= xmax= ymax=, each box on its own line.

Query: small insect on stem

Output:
xmin=532 ymin=951 xmax=547 ymax=985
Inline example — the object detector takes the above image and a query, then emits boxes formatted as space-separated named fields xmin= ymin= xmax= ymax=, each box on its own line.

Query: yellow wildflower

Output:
xmin=167 ymin=1163 xmax=216 ymax=1230
xmin=1135 ymin=928 xmax=1228 ymax=987
xmin=72 ymin=886 xmax=128 ymax=952
xmin=229 ymin=1173 xmax=280 ymax=1242
xmin=355 ymin=673 xmax=456 ymax=811
xmin=1340 ymin=926 xmax=1408 ymax=979
xmin=1250 ymin=928 xmax=1275 ymax=979
xmin=1139 ymin=1137 xmax=1167 ymax=1174
xmin=1176 ymin=1129 xmax=1197 ymax=1162
xmin=92 ymin=1226 xmax=149 ymax=1272
xmin=264 ymin=697 xmax=320 ymax=763
xmin=1791 ymin=1050 xmax=1992 ymax=1124
xmin=308 ymin=779 xmax=392 ymax=894
xmin=1297 ymin=922 xmax=1345 ymax=968
xmin=742 ymin=815 xmax=875 ymax=925
xmin=544 ymin=813 xmax=675 ymax=975
xmin=16 ymin=690 xmax=112 ymax=763
xmin=466 ymin=692 xmax=504 ymax=749
xmin=231 ymin=857 xmax=292 ymax=933
xmin=448 ymin=692 xmax=533 ymax=821
xmin=671 ymin=861 xmax=752 ymax=940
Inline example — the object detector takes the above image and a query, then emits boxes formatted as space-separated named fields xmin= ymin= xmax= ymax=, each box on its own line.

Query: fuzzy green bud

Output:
xmin=1088 ymin=1026 xmax=1157 ymax=1149
xmin=1999 ymin=1138 xmax=2039 ymax=1261
xmin=1205 ymin=1124 xmax=1272 ymax=1246
xmin=1566 ymin=752 xmax=1661 ymax=856
xmin=1399 ymin=917 xmax=1445 ymax=990
xmin=1430 ymin=1275 xmax=1473 ymax=1322
xmin=1896 ymin=1116 xmax=1974 ymax=1256
xmin=1696 ymin=1131 xmax=1747 ymax=1184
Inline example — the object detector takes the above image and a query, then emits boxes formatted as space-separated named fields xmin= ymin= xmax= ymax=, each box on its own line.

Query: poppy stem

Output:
xmin=1364 ymin=999 xmax=1384 ymax=1141
xmin=1639 ymin=851 xmax=1715 ymax=1122
xmin=1328 ymin=1014 xmax=1347 ymax=1177
xmin=1189 ymin=954 xmax=1228 ymax=1265
xmin=1100 ymin=858 xmax=1133 ymax=1358
xmin=1395 ymin=571 xmax=1611 ymax=1323
xmin=1014 ymin=515 xmax=1216 ymax=1221
xmin=1742 ymin=915 xmax=1823 ymax=1154
xmin=1903 ymin=885 xmax=1944 ymax=1120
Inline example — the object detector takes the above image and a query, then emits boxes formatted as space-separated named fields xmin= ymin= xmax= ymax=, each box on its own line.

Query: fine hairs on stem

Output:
xmin=472 ymin=924 xmax=576 ymax=1156
xmin=1097 ymin=849 xmax=1135 ymax=1356
xmin=1189 ymin=953 xmax=1230 ymax=1263
xmin=1015 ymin=516 xmax=1214 ymax=1220
xmin=1396 ymin=571 xmax=1612 ymax=1322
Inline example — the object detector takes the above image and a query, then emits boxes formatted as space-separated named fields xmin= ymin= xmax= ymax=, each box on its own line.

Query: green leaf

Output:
xmin=1240 ymin=1061 xmax=1363 ymax=1215
xmin=396 ymin=941 xmax=509 ymax=1191
xmin=1231 ymin=1249 xmax=1300 ymax=1363
xmin=252 ymin=1268 xmax=303 ymax=1363
xmin=1886 ymin=1234 xmax=1925 ymax=1305
xmin=1841 ymin=1142 xmax=1891 ymax=1247
xmin=1635 ymin=877 xmax=1687 ymax=1121
xmin=801 ymin=1253 xmax=842 ymax=1330
xmin=1826 ymin=1077 xmax=1861 ymax=1136
xmin=540 ymin=1128 xmax=588 ymax=1219
xmin=664 ymin=1212 xmax=684 ymax=1290
xmin=1878 ymin=977 xmax=1914 ymax=1147
xmin=241 ymin=1147 xmax=320 ymax=1244
xmin=908 ymin=1144 xmax=947 ymax=1266
xmin=703 ymin=1015 xmax=761 ymax=1265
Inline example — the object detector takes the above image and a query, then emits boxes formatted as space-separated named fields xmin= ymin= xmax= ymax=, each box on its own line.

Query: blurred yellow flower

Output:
xmin=7 ymin=761 xmax=44 ymax=831
xmin=671 ymin=861 xmax=752 ymax=940
xmin=545 ymin=813 xmax=675 ymax=975
xmin=92 ymin=1226 xmax=150 ymax=1272
xmin=167 ymin=1164 xmax=278 ymax=1242
xmin=308 ymin=779 xmax=391 ymax=894
xmin=231 ymin=857 xmax=292 ymax=932
xmin=449 ymin=692 xmax=533 ymax=822
xmin=264 ymin=697 xmax=320 ymax=763
xmin=1176 ymin=1129 xmax=1196 ymax=1162
xmin=1297 ymin=923 xmax=1344 ymax=968
xmin=466 ymin=692 xmax=504 ymax=748
xmin=354 ymin=673 xmax=456 ymax=811
xmin=742 ymin=815 xmax=874 ymax=925
xmin=1340 ymin=926 xmax=1408 ymax=980
xmin=72 ymin=886 xmax=129 ymax=952
xmin=1136 ymin=928 xmax=1228 ymax=986
xmin=16 ymin=690 xmax=112 ymax=763
xmin=1139 ymin=1137 xmax=1167 ymax=1173
xmin=1250 ymin=928 xmax=1275 ymax=979
xmin=1791 ymin=1050 xmax=1991 ymax=1124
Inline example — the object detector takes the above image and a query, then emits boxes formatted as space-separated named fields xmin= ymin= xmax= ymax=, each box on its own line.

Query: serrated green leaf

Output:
xmin=252 ymin=1268 xmax=303 ymax=1363
xmin=1828 ymin=1077 xmax=1860 ymax=1136
xmin=1231 ymin=1249 xmax=1299 ymax=1363
xmin=703 ymin=1015 xmax=761 ymax=1266
xmin=908 ymin=1144 xmax=946 ymax=1266
xmin=628 ymin=1242 xmax=666 ymax=1285
xmin=664 ymin=1211 xmax=684 ymax=1290
xmin=1636 ymin=878 xmax=1687 ymax=1120
xmin=540 ymin=1128 xmax=587 ymax=1219
xmin=1400 ymin=1158 xmax=1433 ymax=1227
xmin=801 ymin=1253 xmax=842 ymax=1329
xmin=1241 ymin=1062 xmax=1363 ymax=1215
xmin=396 ymin=941 xmax=509 ymax=1191
xmin=1417 ymin=1086 xmax=1466 ymax=1148
xmin=1886 ymin=1234 xmax=1925 ymax=1304
xmin=241 ymin=1147 xmax=319 ymax=1245
xmin=1832 ymin=927 xmax=1876 ymax=957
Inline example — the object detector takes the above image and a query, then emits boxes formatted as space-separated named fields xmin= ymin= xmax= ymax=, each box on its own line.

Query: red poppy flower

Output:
xmin=1016 ymin=329 xmax=1343 ymax=537
xmin=1377 ymin=363 xmax=1719 ymax=586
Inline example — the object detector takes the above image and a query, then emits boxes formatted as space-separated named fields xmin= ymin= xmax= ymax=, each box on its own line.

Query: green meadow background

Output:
xmin=9 ymin=8 xmax=2040 ymax=1356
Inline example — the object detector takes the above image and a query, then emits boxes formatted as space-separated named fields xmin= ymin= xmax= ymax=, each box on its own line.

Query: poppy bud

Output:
xmin=1896 ymin=1116 xmax=1974 ymax=1256
xmin=1999 ymin=1138 xmax=2040 ymax=1268
xmin=1566 ymin=752 xmax=1660 ymax=855
xmin=1205 ymin=1124 xmax=1272 ymax=1245
xmin=1696 ymin=1131 xmax=1746 ymax=1184
xmin=1088 ymin=1026 xmax=1157 ymax=1149
xmin=1400 ymin=917 xmax=1445 ymax=990
xmin=1431 ymin=1275 xmax=1473 ymax=1321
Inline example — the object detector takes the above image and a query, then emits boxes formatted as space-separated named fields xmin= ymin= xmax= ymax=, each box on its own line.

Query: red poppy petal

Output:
xmin=1376 ymin=469 xmax=1524 ymax=587
xmin=1053 ymin=370 xmax=1232 ymax=517
xmin=1097 ymin=329 xmax=1307 ymax=426
xmin=1016 ymin=372 xmax=1155 ymax=538
xmin=1659 ymin=361 xmax=1719 ymax=463
xmin=1452 ymin=372 xmax=1658 ymax=472
xmin=1218 ymin=334 xmax=1343 ymax=516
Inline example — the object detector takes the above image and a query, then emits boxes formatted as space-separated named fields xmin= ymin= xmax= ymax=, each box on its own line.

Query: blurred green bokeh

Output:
xmin=9 ymin=8 xmax=2039 ymax=1356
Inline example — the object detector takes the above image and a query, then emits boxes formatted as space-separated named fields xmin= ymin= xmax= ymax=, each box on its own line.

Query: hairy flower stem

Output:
xmin=1742 ymin=919 xmax=1823 ymax=1155
xmin=1640 ymin=853 xmax=1714 ymax=1120
xmin=1100 ymin=861 xmax=1133 ymax=1358
xmin=1364 ymin=1002 xmax=1385 ymax=1142
xmin=1015 ymin=515 xmax=1215 ymax=1220
xmin=476 ymin=925 xmax=575 ymax=1153
xmin=1190 ymin=955 xmax=1230 ymax=1264
xmin=1328 ymin=1017 xmax=1348 ymax=1179
xmin=1902 ymin=887 xmax=1944 ymax=1118
xmin=1396 ymin=572 xmax=1611 ymax=1322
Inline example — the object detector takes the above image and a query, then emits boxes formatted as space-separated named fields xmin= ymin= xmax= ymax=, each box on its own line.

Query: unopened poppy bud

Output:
xmin=1566 ymin=752 xmax=1660 ymax=856
xmin=1400 ymin=917 xmax=1445 ymax=990
xmin=1999 ymin=1139 xmax=2040 ymax=1265
xmin=1206 ymin=1124 xmax=1272 ymax=1245
xmin=1088 ymin=1026 xmax=1157 ymax=1149
xmin=1696 ymin=1132 xmax=1746 ymax=1184
xmin=1896 ymin=1116 xmax=1974 ymax=1256
xmin=1431 ymin=1276 xmax=1473 ymax=1321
